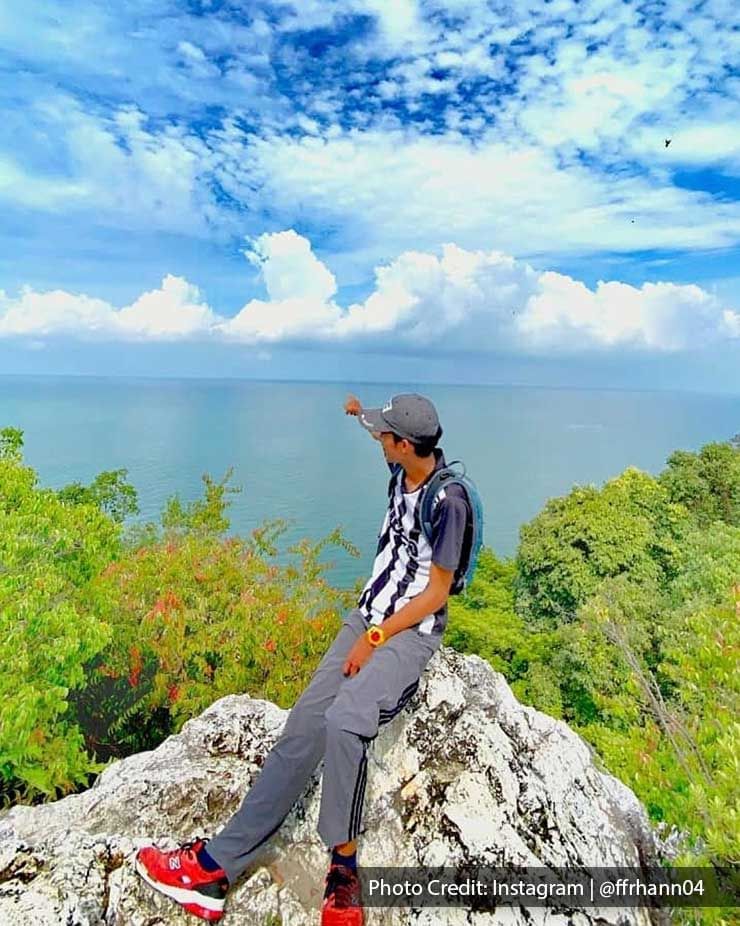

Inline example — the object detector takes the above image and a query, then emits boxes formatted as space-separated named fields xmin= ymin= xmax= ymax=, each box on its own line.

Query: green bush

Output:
xmin=76 ymin=509 xmax=358 ymax=757
xmin=0 ymin=428 xmax=359 ymax=801
xmin=0 ymin=428 xmax=121 ymax=800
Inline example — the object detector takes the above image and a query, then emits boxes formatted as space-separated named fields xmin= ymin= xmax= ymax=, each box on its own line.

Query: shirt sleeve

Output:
xmin=430 ymin=489 xmax=470 ymax=573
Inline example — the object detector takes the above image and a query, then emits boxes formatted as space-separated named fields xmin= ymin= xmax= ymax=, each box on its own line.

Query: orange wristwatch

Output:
xmin=366 ymin=625 xmax=386 ymax=647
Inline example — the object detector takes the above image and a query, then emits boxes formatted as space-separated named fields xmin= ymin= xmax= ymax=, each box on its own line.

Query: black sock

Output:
xmin=331 ymin=847 xmax=357 ymax=870
xmin=197 ymin=845 xmax=222 ymax=873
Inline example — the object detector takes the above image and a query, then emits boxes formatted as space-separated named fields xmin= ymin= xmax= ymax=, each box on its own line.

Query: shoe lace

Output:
xmin=179 ymin=837 xmax=206 ymax=861
xmin=325 ymin=865 xmax=360 ymax=908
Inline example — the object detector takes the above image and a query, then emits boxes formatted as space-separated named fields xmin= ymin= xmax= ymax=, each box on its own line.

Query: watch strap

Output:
xmin=366 ymin=625 xmax=386 ymax=647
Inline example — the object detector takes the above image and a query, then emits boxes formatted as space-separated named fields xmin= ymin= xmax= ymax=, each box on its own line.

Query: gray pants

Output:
xmin=207 ymin=608 xmax=442 ymax=884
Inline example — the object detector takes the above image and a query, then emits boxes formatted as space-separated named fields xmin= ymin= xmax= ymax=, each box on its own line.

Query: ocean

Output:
xmin=1 ymin=375 xmax=737 ymax=585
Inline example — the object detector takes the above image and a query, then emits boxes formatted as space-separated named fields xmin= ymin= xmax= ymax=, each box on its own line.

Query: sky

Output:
xmin=1 ymin=0 xmax=739 ymax=391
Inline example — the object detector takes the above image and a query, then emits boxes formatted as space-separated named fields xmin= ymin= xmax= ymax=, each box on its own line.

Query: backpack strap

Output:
xmin=387 ymin=462 xmax=403 ymax=498
xmin=419 ymin=464 xmax=466 ymax=545
xmin=419 ymin=462 xmax=483 ymax=593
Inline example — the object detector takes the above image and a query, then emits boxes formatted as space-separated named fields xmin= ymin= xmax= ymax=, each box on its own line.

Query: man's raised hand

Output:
xmin=344 ymin=394 xmax=362 ymax=416
xmin=345 ymin=393 xmax=381 ymax=440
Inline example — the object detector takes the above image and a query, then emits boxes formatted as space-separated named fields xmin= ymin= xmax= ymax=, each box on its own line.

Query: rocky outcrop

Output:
xmin=0 ymin=647 xmax=665 ymax=925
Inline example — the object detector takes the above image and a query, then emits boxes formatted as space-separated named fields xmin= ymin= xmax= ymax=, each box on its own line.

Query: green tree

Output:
xmin=57 ymin=469 xmax=139 ymax=523
xmin=658 ymin=440 xmax=740 ymax=528
xmin=515 ymin=468 xmax=691 ymax=625
xmin=1 ymin=429 xmax=359 ymax=800
xmin=572 ymin=567 xmax=739 ymax=868
xmin=0 ymin=427 xmax=23 ymax=459
xmin=667 ymin=521 xmax=740 ymax=608
xmin=450 ymin=441 xmax=740 ymax=882
xmin=447 ymin=550 xmax=563 ymax=716
xmin=0 ymin=428 xmax=120 ymax=800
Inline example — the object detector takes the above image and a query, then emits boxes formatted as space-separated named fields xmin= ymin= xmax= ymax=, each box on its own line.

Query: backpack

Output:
xmin=418 ymin=461 xmax=484 ymax=595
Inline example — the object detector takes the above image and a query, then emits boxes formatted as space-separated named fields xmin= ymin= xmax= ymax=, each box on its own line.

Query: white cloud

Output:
xmin=723 ymin=309 xmax=740 ymax=338
xmin=176 ymin=40 xmax=221 ymax=79
xmin=0 ymin=95 xmax=210 ymax=234
xmin=115 ymin=275 xmax=218 ymax=339
xmin=0 ymin=275 xmax=219 ymax=341
xmin=518 ymin=276 xmax=740 ymax=351
xmin=330 ymin=243 xmax=740 ymax=353
xmin=0 ymin=287 xmax=114 ymax=337
xmin=4 ymin=0 xmax=740 ymax=270
xmin=629 ymin=119 xmax=740 ymax=174
xmin=245 ymin=230 xmax=337 ymax=302
xmin=361 ymin=0 xmax=421 ymax=47
xmin=4 ymin=233 xmax=736 ymax=354
xmin=516 ymin=52 xmax=686 ymax=151
xmin=220 ymin=232 xmax=342 ymax=342
xmin=177 ymin=41 xmax=207 ymax=64
xmin=0 ymin=156 xmax=90 ymax=210
xmin=214 ymin=129 xmax=740 ymax=278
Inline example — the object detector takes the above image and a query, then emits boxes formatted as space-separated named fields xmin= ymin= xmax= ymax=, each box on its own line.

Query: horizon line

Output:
xmin=1 ymin=371 xmax=739 ymax=399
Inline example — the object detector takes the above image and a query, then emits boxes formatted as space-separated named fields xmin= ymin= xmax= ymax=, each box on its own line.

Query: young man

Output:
xmin=135 ymin=393 xmax=471 ymax=924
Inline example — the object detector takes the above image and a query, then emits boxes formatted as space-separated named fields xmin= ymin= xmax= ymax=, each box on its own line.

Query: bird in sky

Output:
xmin=665 ymin=138 xmax=672 ymax=147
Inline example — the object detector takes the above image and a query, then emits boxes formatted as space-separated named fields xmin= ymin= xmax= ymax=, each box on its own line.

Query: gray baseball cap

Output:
xmin=358 ymin=393 xmax=442 ymax=442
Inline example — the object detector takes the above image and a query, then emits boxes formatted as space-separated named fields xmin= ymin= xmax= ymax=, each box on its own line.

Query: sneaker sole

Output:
xmin=135 ymin=856 xmax=225 ymax=918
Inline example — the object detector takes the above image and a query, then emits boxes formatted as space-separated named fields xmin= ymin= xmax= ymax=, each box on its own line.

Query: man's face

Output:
xmin=374 ymin=430 xmax=409 ymax=464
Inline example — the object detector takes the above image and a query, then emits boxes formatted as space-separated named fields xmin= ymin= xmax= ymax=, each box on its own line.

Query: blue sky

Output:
xmin=1 ymin=0 xmax=739 ymax=391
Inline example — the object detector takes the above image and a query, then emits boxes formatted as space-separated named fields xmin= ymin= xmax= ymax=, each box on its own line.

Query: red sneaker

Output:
xmin=135 ymin=838 xmax=229 ymax=922
xmin=321 ymin=863 xmax=364 ymax=926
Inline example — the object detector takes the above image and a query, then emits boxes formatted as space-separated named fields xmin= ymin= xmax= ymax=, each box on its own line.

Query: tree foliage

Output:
xmin=159 ymin=468 xmax=240 ymax=536
xmin=0 ymin=427 xmax=358 ymax=802
xmin=56 ymin=469 xmax=139 ymax=524
xmin=515 ymin=467 xmax=691 ymax=624
xmin=453 ymin=438 xmax=740 ymax=882
xmin=0 ymin=428 xmax=120 ymax=799
xmin=75 ymin=517 xmax=358 ymax=757
xmin=659 ymin=440 xmax=740 ymax=528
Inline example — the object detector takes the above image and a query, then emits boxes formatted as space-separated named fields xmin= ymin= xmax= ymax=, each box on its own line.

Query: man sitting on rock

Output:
xmin=135 ymin=393 xmax=472 ymax=924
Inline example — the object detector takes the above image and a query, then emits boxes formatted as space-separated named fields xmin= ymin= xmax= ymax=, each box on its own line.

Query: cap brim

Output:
xmin=358 ymin=407 xmax=387 ymax=433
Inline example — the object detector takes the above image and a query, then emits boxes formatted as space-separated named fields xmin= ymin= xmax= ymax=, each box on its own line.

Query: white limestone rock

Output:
xmin=0 ymin=648 xmax=667 ymax=925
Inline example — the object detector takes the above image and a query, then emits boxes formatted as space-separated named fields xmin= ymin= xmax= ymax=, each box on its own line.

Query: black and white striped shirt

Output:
xmin=358 ymin=449 xmax=470 ymax=635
